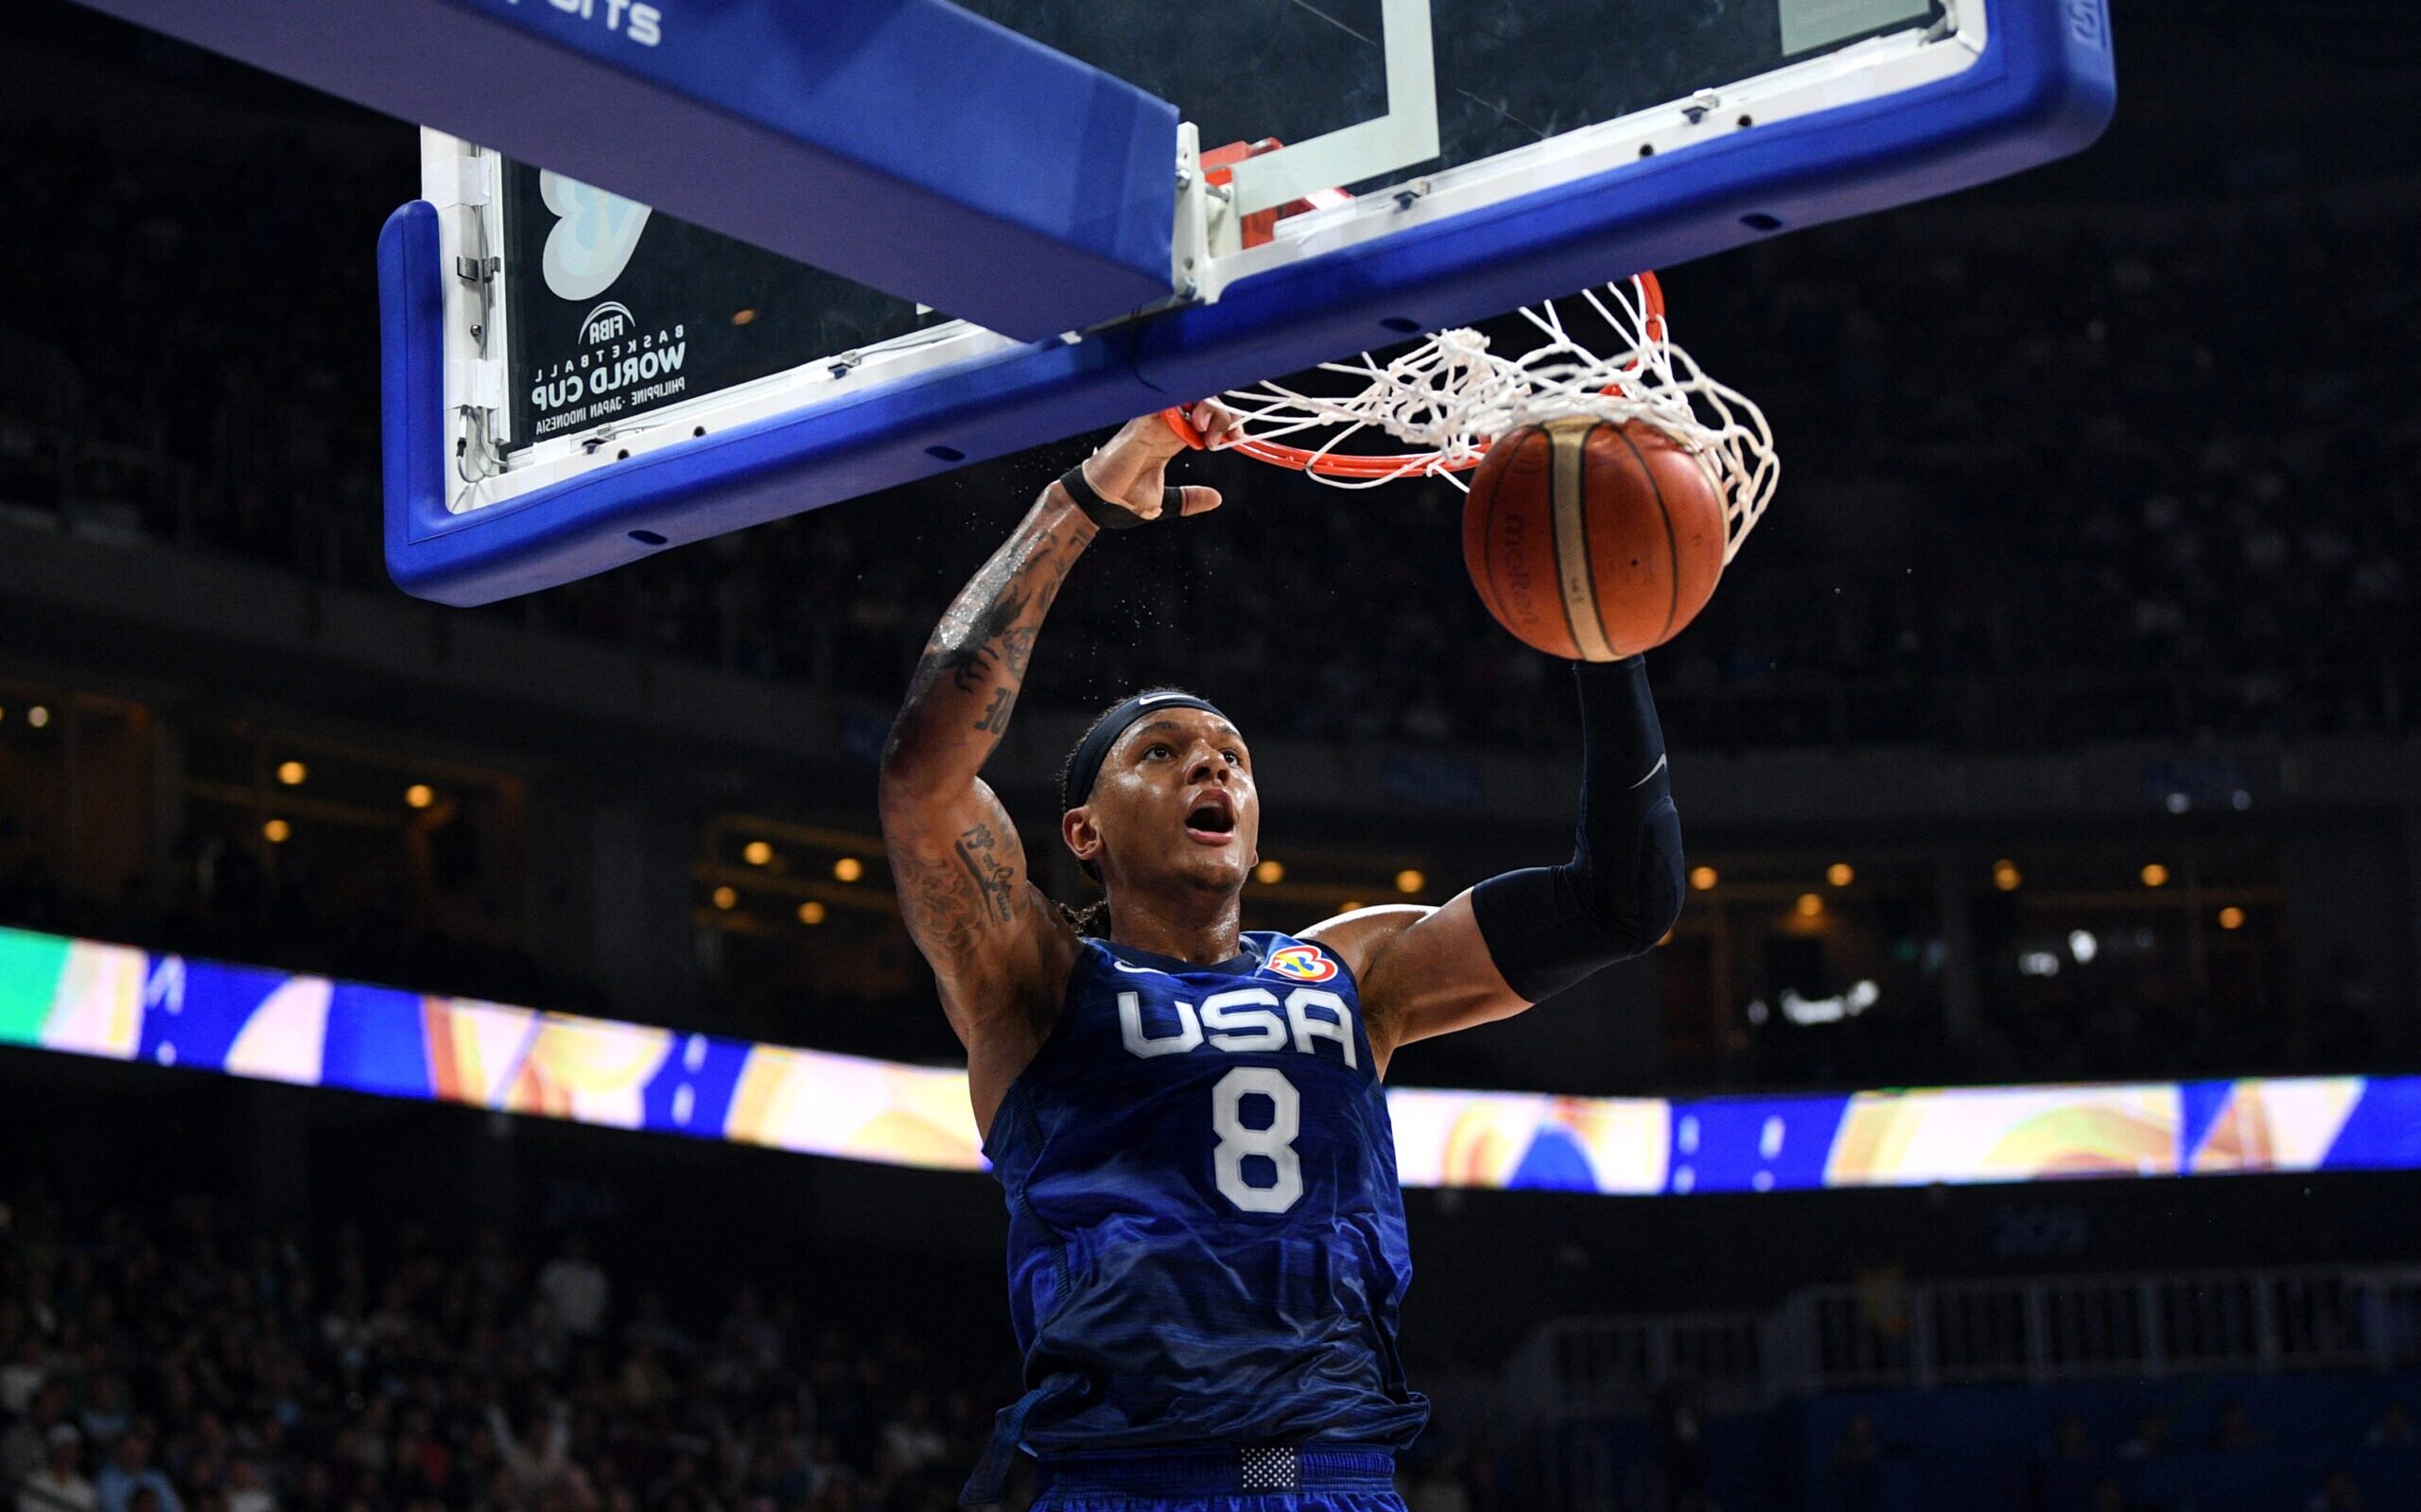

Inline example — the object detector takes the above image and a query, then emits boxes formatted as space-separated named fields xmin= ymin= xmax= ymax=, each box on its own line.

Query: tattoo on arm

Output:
xmin=953 ymin=823 xmax=1019 ymax=926
xmin=888 ymin=817 xmax=1027 ymax=965
xmin=892 ymin=515 xmax=1086 ymax=765
xmin=972 ymin=686 xmax=1015 ymax=734
xmin=933 ymin=581 xmax=1034 ymax=694
xmin=881 ymin=494 xmax=1088 ymax=995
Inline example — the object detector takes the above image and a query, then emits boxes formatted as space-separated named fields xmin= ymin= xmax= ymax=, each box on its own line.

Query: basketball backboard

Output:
xmin=365 ymin=0 xmax=2113 ymax=603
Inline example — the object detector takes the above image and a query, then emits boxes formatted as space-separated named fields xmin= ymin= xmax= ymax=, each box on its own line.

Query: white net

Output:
xmin=1208 ymin=276 xmax=1780 ymax=564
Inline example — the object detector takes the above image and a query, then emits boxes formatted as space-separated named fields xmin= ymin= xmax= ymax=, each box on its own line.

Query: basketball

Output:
xmin=1461 ymin=416 xmax=1729 ymax=660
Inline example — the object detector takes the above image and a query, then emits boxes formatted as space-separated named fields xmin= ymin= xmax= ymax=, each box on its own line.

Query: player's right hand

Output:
xmin=1080 ymin=401 xmax=1240 ymax=521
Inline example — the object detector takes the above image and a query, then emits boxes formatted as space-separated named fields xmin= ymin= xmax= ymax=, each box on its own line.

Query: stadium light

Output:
xmin=797 ymin=901 xmax=827 ymax=926
xmin=405 ymin=784 xmax=436 ymax=809
xmin=1827 ymin=862 xmax=1855 ymax=887
xmin=27 ymin=705 xmax=50 ymax=729
xmin=1689 ymin=865 xmax=1717 ymax=892
xmin=1394 ymin=869 xmax=1424 ymax=895
xmin=833 ymin=857 xmax=864 ymax=883
xmin=2218 ymin=906 xmax=2245 ymax=930
xmin=262 ymin=819 xmax=291 ymax=843
xmin=711 ymin=886 xmax=738 ymax=910
xmin=1795 ymin=893 xmax=1823 ymax=918
xmin=1253 ymin=860 xmax=1284 ymax=884
xmin=1993 ymin=859 xmax=2022 ymax=891
xmin=2140 ymin=862 xmax=2170 ymax=888
xmin=743 ymin=841 xmax=775 ymax=866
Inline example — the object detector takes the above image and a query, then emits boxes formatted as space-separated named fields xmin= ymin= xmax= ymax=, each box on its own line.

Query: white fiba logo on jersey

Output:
xmin=539 ymin=171 xmax=653 ymax=304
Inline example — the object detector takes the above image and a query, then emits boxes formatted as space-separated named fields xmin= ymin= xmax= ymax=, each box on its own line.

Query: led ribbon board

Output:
xmin=9 ymin=925 xmax=2412 ymax=1195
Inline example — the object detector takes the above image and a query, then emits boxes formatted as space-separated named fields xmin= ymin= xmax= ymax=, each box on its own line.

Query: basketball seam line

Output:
xmin=1549 ymin=421 xmax=1612 ymax=662
xmin=1613 ymin=426 xmax=1682 ymax=648
xmin=1579 ymin=419 xmax=1621 ymax=658
xmin=1542 ymin=426 xmax=1588 ymax=658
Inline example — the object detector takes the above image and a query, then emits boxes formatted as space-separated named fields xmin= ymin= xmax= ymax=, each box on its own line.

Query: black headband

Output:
xmin=1062 ymin=691 xmax=1229 ymax=815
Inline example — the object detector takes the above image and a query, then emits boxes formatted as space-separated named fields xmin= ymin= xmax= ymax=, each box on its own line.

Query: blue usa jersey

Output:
xmin=983 ymin=930 xmax=1430 ymax=1460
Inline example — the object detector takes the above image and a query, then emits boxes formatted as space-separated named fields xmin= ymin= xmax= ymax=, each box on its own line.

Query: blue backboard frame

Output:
xmin=383 ymin=0 xmax=2114 ymax=606
xmin=74 ymin=0 xmax=1180 ymax=342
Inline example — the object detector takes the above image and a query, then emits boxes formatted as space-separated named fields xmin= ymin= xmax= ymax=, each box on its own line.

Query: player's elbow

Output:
xmin=875 ymin=764 xmax=950 ymax=836
xmin=1581 ymin=797 xmax=1685 ymax=957
xmin=1472 ymin=797 xmax=1684 ymax=999
xmin=875 ymin=721 xmax=956 ymax=808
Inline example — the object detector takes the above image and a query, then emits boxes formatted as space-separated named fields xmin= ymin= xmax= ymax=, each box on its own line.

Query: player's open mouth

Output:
xmin=1183 ymin=794 xmax=1236 ymax=844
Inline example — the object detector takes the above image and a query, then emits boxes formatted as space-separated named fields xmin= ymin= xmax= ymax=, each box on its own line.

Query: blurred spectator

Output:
xmin=878 ymin=1394 xmax=946 ymax=1477
xmin=0 ymin=1387 xmax=60 ymax=1486
xmin=1402 ymin=1457 xmax=1470 ymax=1512
xmin=533 ymin=1236 xmax=609 ymax=1341
xmin=0 ymin=1345 xmax=43 ymax=1423
xmin=15 ymin=1425 xmax=95 ymax=1512
xmin=92 ymin=1434 xmax=180 ymax=1512
xmin=218 ymin=1463 xmax=268 ymax=1512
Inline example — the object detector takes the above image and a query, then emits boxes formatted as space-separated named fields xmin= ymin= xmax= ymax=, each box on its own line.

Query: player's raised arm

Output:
xmin=1304 ymin=656 xmax=1684 ymax=1067
xmin=878 ymin=404 xmax=1236 ymax=1124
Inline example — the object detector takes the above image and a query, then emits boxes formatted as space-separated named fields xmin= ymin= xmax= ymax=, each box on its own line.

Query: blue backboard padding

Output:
xmin=70 ymin=0 xmax=1176 ymax=342
xmin=381 ymin=201 xmax=450 ymax=587
xmin=384 ymin=0 xmax=2115 ymax=605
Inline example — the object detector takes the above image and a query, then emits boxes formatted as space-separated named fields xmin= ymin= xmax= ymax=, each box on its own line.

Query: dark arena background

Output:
xmin=4 ymin=4 xmax=2420 ymax=1511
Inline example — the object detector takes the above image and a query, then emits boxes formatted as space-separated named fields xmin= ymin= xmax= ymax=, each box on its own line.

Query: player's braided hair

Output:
xmin=1053 ymin=686 xmax=1210 ymax=938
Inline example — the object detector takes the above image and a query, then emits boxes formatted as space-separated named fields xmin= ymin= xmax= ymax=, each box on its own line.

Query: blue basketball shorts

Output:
xmin=1028 ymin=1446 xmax=1405 ymax=1512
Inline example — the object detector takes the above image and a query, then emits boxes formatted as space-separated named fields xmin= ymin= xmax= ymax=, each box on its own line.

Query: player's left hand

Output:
xmin=1082 ymin=401 xmax=1241 ymax=521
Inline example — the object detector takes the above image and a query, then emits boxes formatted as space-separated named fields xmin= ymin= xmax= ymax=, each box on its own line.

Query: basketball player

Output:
xmin=879 ymin=402 xmax=1685 ymax=1511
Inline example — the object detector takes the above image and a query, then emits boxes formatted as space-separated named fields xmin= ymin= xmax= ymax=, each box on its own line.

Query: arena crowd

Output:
xmin=0 ymin=1182 xmax=1503 ymax=1512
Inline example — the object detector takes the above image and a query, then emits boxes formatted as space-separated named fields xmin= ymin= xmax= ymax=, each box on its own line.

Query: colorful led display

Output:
xmin=3 ymin=926 xmax=2412 ymax=1194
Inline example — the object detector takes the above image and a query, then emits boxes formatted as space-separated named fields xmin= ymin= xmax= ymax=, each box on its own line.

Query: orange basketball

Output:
xmin=1461 ymin=416 xmax=1727 ymax=659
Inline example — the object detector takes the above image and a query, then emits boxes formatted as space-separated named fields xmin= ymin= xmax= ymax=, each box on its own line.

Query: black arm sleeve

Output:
xmin=1469 ymin=656 xmax=1685 ymax=1002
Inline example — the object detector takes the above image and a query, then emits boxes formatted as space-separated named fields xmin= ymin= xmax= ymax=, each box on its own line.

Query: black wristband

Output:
xmin=1059 ymin=463 xmax=1179 ymax=531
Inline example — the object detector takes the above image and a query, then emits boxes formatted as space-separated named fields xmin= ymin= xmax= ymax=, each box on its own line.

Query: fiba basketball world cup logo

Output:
xmin=528 ymin=171 xmax=688 ymax=436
